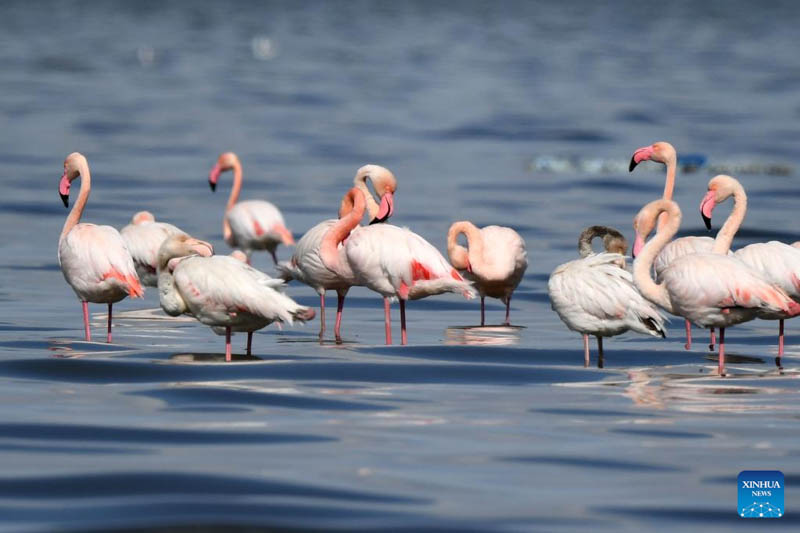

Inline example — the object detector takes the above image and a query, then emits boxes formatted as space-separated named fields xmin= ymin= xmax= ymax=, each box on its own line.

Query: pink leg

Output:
xmin=246 ymin=331 xmax=253 ymax=356
xmin=480 ymin=296 xmax=485 ymax=326
xmin=778 ymin=319 xmax=785 ymax=358
xmin=709 ymin=328 xmax=716 ymax=351
xmin=400 ymin=299 xmax=407 ymax=345
xmin=684 ymin=319 xmax=692 ymax=350
xmin=106 ymin=303 xmax=113 ymax=343
xmin=718 ymin=327 xmax=725 ymax=376
xmin=383 ymin=297 xmax=392 ymax=345
xmin=583 ymin=334 xmax=589 ymax=367
xmin=318 ymin=293 xmax=326 ymax=340
xmin=504 ymin=295 xmax=511 ymax=326
xmin=334 ymin=289 xmax=346 ymax=344
xmin=82 ymin=301 xmax=91 ymax=341
xmin=225 ymin=326 xmax=232 ymax=362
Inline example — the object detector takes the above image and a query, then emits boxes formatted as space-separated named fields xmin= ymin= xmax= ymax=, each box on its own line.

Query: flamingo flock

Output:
xmin=56 ymin=143 xmax=799 ymax=374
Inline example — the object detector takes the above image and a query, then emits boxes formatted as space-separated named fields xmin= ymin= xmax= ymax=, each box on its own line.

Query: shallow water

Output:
xmin=2 ymin=1 xmax=800 ymax=531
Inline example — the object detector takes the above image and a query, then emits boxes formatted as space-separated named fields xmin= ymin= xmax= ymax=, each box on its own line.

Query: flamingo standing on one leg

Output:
xmin=629 ymin=141 xmax=722 ymax=350
xmin=120 ymin=211 xmax=187 ymax=287
xmin=548 ymin=226 xmax=666 ymax=367
xmin=632 ymin=195 xmax=800 ymax=375
xmin=325 ymin=189 xmax=475 ymax=345
xmin=57 ymin=152 xmax=144 ymax=342
xmin=208 ymin=152 xmax=294 ymax=264
xmin=157 ymin=235 xmax=314 ymax=361
xmin=278 ymin=165 xmax=397 ymax=342
xmin=447 ymin=221 xmax=527 ymax=326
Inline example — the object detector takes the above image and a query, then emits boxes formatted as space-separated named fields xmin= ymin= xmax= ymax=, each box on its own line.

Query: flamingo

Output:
xmin=548 ymin=226 xmax=666 ymax=367
xmin=157 ymin=234 xmax=315 ymax=361
xmin=629 ymin=141 xmax=721 ymax=350
xmin=632 ymin=192 xmax=800 ymax=375
xmin=277 ymin=165 xmax=397 ymax=342
xmin=120 ymin=211 xmax=187 ymax=287
xmin=57 ymin=152 xmax=144 ymax=342
xmin=447 ymin=222 xmax=527 ymax=326
xmin=794 ymin=242 xmax=800 ymax=249
xmin=208 ymin=152 xmax=294 ymax=264
xmin=697 ymin=179 xmax=800 ymax=359
xmin=326 ymin=189 xmax=475 ymax=345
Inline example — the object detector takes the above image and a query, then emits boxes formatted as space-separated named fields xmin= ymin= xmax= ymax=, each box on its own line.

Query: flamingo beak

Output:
xmin=700 ymin=190 xmax=716 ymax=230
xmin=466 ymin=259 xmax=472 ymax=273
xmin=208 ymin=163 xmax=221 ymax=192
xmin=190 ymin=239 xmax=214 ymax=257
xmin=632 ymin=234 xmax=645 ymax=260
xmin=59 ymin=172 xmax=70 ymax=208
xmin=629 ymin=146 xmax=655 ymax=172
xmin=369 ymin=191 xmax=394 ymax=225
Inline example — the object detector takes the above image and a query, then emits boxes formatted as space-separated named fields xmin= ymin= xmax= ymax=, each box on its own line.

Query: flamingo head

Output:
xmin=59 ymin=152 xmax=88 ymax=208
xmin=355 ymin=164 xmax=397 ymax=224
xmin=209 ymin=152 xmax=239 ymax=192
xmin=700 ymin=174 xmax=739 ymax=230
xmin=131 ymin=211 xmax=155 ymax=225
xmin=157 ymin=234 xmax=214 ymax=273
xmin=629 ymin=141 xmax=676 ymax=172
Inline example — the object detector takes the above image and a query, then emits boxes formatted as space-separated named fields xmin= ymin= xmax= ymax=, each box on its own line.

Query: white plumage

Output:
xmin=225 ymin=200 xmax=292 ymax=261
xmin=120 ymin=212 xmax=187 ymax=287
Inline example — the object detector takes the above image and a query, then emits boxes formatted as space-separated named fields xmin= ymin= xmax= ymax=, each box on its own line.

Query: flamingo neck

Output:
xmin=223 ymin=161 xmax=242 ymax=242
xmin=60 ymin=159 xmax=91 ymax=244
xmin=712 ymin=184 xmax=747 ymax=255
xmin=447 ymin=221 xmax=482 ymax=270
xmin=658 ymin=155 xmax=677 ymax=230
xmin=355 ymin=175 xmax=380 ymax=220
xmin=321 ymin=189 xmax=365 ymax=274
xmin=633 ymin=203 xmax=680 ymax=313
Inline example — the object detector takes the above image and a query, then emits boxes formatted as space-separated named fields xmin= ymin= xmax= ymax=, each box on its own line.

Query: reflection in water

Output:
xmin=445 ymin=325 xmax=522 ymax=346
xmin=170 ymin=353 xmax=263 ymax=363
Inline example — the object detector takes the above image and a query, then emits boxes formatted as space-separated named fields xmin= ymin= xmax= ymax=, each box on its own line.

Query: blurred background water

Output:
xmin=1 ymin=0 xmax=799 ymax=531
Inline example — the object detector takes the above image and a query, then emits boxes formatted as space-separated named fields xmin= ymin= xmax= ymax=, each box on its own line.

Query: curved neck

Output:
xmin=658 ymin=155 xmax=677 ymax=230
xmin=633 ymin=204 xmax=680 ymax=313
xmin=578 ymin=226 xmax=624 ymax=257
xmin=354 ymin=175 xmax=380 ymax=220
xmin=447 ymin=221 xmax=483 ymax=269
xmin=223 ymin=161 xmax=243 ymax=241
xmin=712 ymin=185 xmax=747 ymax=254
xmin=60 ymin=160 xmax=91 ymax=243
xmin=321 ymin=189 xmax=365 ymax=273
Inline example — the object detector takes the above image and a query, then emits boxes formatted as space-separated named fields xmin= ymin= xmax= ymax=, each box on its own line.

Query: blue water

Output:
xmin=1 ymin=1 xmax=800 ymax=531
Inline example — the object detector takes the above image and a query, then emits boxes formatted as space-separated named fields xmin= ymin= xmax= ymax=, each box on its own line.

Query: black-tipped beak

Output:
xmin=369 ymin=214 xmax=388 ymax=225
xmin=702 ymin=212 xmax=712 ymax=231
xmin=628 ymin=157 xmax=638 ymax=172
xmin=209 ymin=181 xmax=216 ymax=192
xmin=60 ymin=193 xmax=69 ymax=208
xmin=660 ymin=330 xmax=666 ymax=339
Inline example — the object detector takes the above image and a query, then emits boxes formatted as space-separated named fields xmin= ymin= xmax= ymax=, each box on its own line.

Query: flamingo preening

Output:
xmin=548 ymin=226 xmax=666 ymax=367
xmin=447 ymin=222 xmax=527 ymax=326
xmin=120 ymin=211 xmax=187 ymax=287
xmin=57 ymin=153 xmax=144 ymax=343
xmin=208 ymin=152 xmax=294 ymax=264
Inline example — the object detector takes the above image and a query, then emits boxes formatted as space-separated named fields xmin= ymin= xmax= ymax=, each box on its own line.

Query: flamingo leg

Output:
xmin=106 ymin=303 xmax=113 ymax=343
xmin=319 ymin=293 xmax=326 ymax=340
xmin=778 ymin=319 xmax=785 ymax=358
xmin=383 ymin=297 xmax=392 ymax=345
xmin=709 ymin=328 xmax=716 ymax=351
xmin=82 ymin=301 xmax=91 ymax=341
xmin=583 ymin=334 xmax=589 ymax=367
xmin=684 ymin=319 xmax=692 ymax=350
xmin=400 ymin=299 xmax=407 ymax=345
xmin=246 ymin=331 xmax=253 ymax=356
xmin=270 ymin=249 xmax=278 ymax=265
xmin=225 ymin=326 xmax=232 ymax=362
xmin=596 ymin=335 xmax=604 ymax=369
xmin=504 ymin=295 xmax=511 ymax=326
xmin=480 ymin=296 xmax=485 ymax=326
xmin=334 ymin=289 xmax=346 ymax=344
xmin=718 ymin=327 xmax=725 ymax=376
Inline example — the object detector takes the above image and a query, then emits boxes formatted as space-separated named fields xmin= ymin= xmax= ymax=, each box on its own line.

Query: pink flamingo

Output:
xmin=278 ymin=165 xmax=397 ymax=342
xmin=632 ymin=191 xmax=800 ymax=375
xmin=629 ymin=141 xmax=721 ymax=350
xmin=548 ymin=226 xmax=666 ymax=367
xmin=208 ymin=152 xmax=294 ymax=264
xmin=157 ymin=234 xmax=314 ymax=361
xmin=447 ymin=222 xmax=527 ymax=326
xmin=120 ymin=211 xmax=187 ymax=287
xmin=57 ymin=153 xmax=144 ymax=342
xmin=322 ymin=188 xmax=475 ymax=345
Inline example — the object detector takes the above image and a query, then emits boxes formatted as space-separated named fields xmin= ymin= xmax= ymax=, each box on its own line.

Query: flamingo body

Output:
xmin=734 ymin=242 xmax=800 ymax=307
xmin=279 ymin=219 xmax=354 ymax=293
xmin=120 ymin=216 xmax=186 ymax=287
xmin=226 ymin=200 xmax=293 ymax=259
